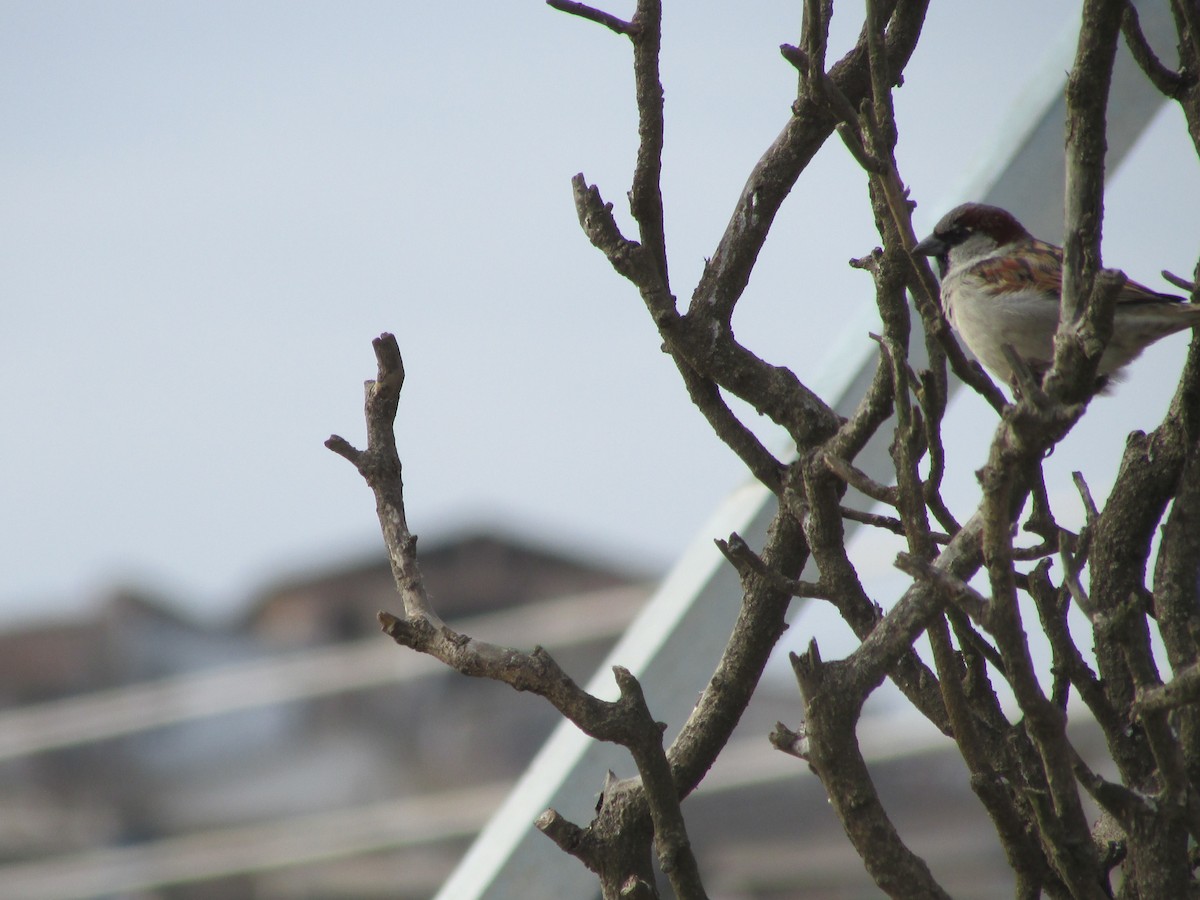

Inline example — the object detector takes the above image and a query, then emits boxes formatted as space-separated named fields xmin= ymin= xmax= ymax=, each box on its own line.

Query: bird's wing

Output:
xmin=966 ymin=239 xmax=1187 ymax=307
xmin=962 ymin=239 xmax=1062 ymax=300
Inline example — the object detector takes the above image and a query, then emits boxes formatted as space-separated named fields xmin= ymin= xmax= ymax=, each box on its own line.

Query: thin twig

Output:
xmin=1073 ymin=470 xmax=1101 ymax=525
xmin=1162 ymin=269 xmax=1197 ymax=293
xmin=895 ymin=551 xmax=991 ymax=630
xmin=822 ymin=451 xmax=899 ymax=505
xmin=546 ymin=0 xmax=633 ymax=35
xmin=1121 ymin=2 xmax=1188 ymax=97
xmin=840 ymin=505 xmax=951 ymax=544
xmin=1136 ymin=662 xmax=1200 ymax=714
xmin=716 ymin=533 xmax=830 ymax=599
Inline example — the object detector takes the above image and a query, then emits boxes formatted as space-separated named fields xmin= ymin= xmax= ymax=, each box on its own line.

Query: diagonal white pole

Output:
xmin=438 ymin=5 xmax=1174 ymax=897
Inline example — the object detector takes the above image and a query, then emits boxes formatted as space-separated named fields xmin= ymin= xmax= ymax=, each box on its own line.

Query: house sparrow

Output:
xmin=912 ymin=202 xmax=1200 ymax=388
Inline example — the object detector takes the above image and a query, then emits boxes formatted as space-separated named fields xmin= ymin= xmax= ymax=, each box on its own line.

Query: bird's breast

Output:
xmin=943 ymin=278 xmax=1062 ymax=380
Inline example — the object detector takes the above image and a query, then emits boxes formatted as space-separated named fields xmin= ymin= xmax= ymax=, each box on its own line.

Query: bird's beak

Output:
xmin=911 ymin=234 xmax=944 ymax=257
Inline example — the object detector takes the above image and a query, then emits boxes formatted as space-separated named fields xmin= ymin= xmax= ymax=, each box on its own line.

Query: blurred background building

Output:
xmin=0 ymin=526 xmax=1065 ymax=899
xmin=0 ymin=530 xmax=651 ymax=898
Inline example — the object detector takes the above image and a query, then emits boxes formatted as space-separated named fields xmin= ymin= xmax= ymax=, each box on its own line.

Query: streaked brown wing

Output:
xmin=965 ymin=240 xmax=1062 ymax=297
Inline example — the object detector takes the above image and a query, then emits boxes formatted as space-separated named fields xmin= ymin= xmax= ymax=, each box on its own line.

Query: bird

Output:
xmin=911 ymin=202 xmax=1200 ymax=390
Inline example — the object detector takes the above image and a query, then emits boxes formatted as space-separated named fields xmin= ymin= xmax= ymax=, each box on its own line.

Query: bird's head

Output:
xmin=913 ymin=202 xmax=1032 ymax=277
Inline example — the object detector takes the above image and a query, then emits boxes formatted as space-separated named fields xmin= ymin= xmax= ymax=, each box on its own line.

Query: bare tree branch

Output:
xmin=669 ymin=507 xmax=810 ymax=797
xmin=1053 ymin=0 xmax=1126 ymax=407
xmin=1121 ymin=1 xmax=1189 ymax=97
xmin=716 ymin=532 xmax=830 ymax=600
xmin=790 ymin=642 xmax=953 ymax=900
xmin=546 ymin=0 xmax=632 ymax=35
xmin=1137 ymin=662 xmax=1200 ymax=714
xmin=329 ymin=335 xmax=711 ymax=899
xmin=841 ymin=506 xmax=951 ymax=544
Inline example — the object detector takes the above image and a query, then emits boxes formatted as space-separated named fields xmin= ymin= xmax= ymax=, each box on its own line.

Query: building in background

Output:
xmin=0 ymin=530 xmax=650 ymax=898
xmin=0 ymin=528 xmax=1035 ymax=899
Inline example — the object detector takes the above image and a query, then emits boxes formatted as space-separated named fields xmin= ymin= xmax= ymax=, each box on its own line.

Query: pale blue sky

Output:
xmin=3 ymin=2 xmax=1196 ymax=624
